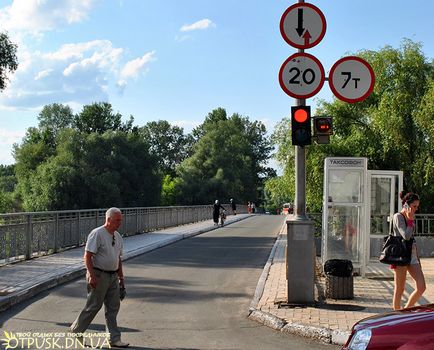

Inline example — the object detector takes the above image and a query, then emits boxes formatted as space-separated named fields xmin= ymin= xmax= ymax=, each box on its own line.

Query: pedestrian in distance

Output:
xmin=213 ymin=200 xmax=226 ymax=226
xmin=70 ymin=207 xmax=129 ymax=348
xmin=230 ymin=198 xmax=237 ymax=215
xmin=247 ymin=201 xmax=252 ymax=214
xmin=391 ymin=192 xmax=426 ymax=310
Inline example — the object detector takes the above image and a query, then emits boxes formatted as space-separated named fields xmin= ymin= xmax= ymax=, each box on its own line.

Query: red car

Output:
xmin=342 ymin=304 xmax=434 ymax=350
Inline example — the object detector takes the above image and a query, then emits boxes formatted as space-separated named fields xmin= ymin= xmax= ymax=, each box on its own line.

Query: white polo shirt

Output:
xmin=85 ymin=225 xmax=123 ymax=271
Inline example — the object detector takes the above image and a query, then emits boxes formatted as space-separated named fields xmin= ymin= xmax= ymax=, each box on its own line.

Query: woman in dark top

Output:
xmin=213 ymin=200 xmax=225 ymax=226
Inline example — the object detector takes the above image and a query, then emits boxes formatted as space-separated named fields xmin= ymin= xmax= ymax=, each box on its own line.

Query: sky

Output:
xmin=0 ymin=0 xmax=433 ymax=165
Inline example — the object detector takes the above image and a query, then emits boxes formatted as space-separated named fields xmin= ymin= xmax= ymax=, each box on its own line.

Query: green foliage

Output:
xmin=74 ymin=102 xmax=133 ymax=133
xmin=267 ymin=39 xmax=434 ymax=213
xmin=0 ymin=165 xmax=18 ymax=213
xmin=13 ymin=103 xmax=161 ymax=211
xmin=139 ymin=120 xmax=193 ymax=177
xmin=37 ymin=103 xmax=75 ymax=138
xmin=263 ymin=175 xmax=292 ymax=213
xmin=176 ymin=108 xmax=273 ymax=205
xmin=0 ymin=164 xmax=16 ymax=192
xmin=0 ymin=191 xmax=15 ymax=213
xmin=0 ymin=32 xmax=18 ymax=91
xmin=161 ymin=174 xmax=181 ymax=206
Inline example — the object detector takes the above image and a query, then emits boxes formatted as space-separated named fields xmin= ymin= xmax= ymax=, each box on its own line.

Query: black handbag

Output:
xmin=379 ymin=235 xmax=413 ymax=265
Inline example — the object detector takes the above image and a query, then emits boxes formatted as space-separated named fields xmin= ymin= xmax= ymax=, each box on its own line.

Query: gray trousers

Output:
xmin=71 ymin=270 xmax=121 ymax=343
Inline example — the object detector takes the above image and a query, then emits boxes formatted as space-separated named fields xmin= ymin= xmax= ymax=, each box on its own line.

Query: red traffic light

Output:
xmin=291 ymin=106 xmax=311 ymax=146
xmin=294 ymin=108 xmax=308 ymax=123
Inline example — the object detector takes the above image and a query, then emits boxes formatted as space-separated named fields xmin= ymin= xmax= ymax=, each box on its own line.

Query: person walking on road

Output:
xmin=391 ymin=192 xmax=426 ymax=310
xmin=230 ymin=198 xmax=237 ymax=215
xmin=70 ymin=207 xmax=129 ymax=348
xmin=213 ymin=200 xmax=225 ymax=226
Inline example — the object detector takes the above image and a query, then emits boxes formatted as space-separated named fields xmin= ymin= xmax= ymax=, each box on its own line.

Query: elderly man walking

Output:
xmin=70 ymin=207 xmax=129 ymax=348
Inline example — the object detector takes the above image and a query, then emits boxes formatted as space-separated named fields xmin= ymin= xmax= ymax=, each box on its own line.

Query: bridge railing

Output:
xmin=0 ymin=204 xmax=247 ymax=265
xmin=307 ymin=213 xmax=434 ymax=237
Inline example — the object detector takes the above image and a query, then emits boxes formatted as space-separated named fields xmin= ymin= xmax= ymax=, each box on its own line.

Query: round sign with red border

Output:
xmin=279 ymin=52 xmax=325 ymax=99
xmin=328 ymin=56 xmax=375 ymax=103
xmin=280 ymin=3 xmax=326 ymax=49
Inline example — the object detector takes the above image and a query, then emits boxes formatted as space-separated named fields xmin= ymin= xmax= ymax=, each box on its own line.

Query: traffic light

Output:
xmin=313 ymin=117 xmax=333 ymax=136
xmin=291 ymin=106 xmax=311 ymax=146
xmin=313 ymin=116 xmax=333 ymax=144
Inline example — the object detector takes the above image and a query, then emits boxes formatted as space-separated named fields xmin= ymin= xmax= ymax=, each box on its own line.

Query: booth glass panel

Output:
xmin=328 ymin=170 xmax=363 ymax=203
xmin=370 ymin=177 xmax=393 ymax=235
xmin=326 ymin=205 xmax=362 ymax=263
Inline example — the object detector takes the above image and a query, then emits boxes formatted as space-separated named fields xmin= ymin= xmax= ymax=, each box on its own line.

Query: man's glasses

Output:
xmin=112 ymin=235 xmax=115 ymax=247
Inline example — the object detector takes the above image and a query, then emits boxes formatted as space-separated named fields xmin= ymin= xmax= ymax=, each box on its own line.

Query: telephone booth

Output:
xmin=321 ymin=157 xmax=403 ymax=276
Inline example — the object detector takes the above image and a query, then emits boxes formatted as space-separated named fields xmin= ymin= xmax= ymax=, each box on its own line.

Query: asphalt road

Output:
xmin=0 ymin=215 xmax=340 ymax=350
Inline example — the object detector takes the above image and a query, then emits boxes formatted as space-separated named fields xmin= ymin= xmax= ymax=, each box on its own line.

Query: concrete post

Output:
xmin=286 ymin=218 xmax=315 ymax=304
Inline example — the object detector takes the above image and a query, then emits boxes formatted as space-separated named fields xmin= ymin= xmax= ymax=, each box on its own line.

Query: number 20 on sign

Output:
xmin=278 ymin=52 xmax=325 ymax=99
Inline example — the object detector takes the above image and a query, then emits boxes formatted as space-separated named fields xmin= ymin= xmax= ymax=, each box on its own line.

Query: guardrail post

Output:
xmin=54 ymin=213 xmax=59 ymax=253
xmin=25 ymin=214 xmax=32 ymax=260
xmin=77 ymin=211 xmax=81 ymax=246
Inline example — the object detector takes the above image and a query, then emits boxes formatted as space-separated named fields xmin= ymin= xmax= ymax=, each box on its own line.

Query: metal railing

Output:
xmin=0 ymin=204 xmax=247 ymax=265
xmin=307 ymin=213 xmax=434 ymax=237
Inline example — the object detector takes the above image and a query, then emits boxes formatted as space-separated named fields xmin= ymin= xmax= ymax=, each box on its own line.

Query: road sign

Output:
xmin=280 ymin=3 xmax=326 ymax=49
xmin=279 ymin=52 xmax=325 ymax=99
xmin=328 ymin=56 xmax=375 ymax=103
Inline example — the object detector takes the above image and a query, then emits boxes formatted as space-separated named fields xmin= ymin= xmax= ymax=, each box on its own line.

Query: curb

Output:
xmin=0 ymin=215 xmax=251 ymax=313
xmin=247 ymin=217 xmax=351 ymax=346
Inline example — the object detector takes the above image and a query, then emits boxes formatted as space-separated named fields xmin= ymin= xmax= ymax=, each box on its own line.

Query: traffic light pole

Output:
xmin=286 ymin=9 xmax=315 ymax=304
xmin=294 ymin=98 xmax=307 ymax=220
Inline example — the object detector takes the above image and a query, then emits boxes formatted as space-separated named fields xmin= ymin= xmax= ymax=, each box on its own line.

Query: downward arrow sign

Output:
xmin=296 ymin=8 xmax=304 ymax=37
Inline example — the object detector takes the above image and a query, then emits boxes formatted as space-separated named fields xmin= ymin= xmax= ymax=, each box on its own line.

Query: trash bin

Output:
xmin=324 ymin=259 xmax=354 ymax=299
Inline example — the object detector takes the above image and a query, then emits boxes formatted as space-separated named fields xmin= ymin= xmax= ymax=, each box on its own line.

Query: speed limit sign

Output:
xmin=278 ymin=52 xmax=325 ymax=99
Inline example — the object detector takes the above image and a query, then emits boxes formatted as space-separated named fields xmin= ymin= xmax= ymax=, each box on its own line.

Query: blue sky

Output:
xmin=0 ymin=0 xmax=433 ymax=165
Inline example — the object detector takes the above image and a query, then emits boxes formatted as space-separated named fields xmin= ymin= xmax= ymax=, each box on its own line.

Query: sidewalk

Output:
xmin=248 ymin=222 xmax=434 ymax=345
xmin=2 ymin=214 xmax=433 ymax=347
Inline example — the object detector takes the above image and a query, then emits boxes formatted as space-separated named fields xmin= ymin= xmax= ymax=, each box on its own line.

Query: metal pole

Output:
xmin=294 ymin=98 xmax=307 ymax=220
xmin=286 ymin=0 xmax=314 ymax=304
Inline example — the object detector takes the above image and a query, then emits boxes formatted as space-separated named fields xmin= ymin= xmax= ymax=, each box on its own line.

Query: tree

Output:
xmin=191 ymin=107 xmax=228 ymax=141
xmin=74 ymin=102 xmax=133 ymax=133
xmin=176 ymin=109 xmax=273 ymax=205
xmin=0 ymin=164 xmax=18 ymax=213
xmin=37 ymin=103 xmax=75 ymax=138
xmin=266 ymin=39 xmax=434 ymax=213
xmin=161 ymin=174 xmax=181 ymax=206
xmin=16 ymin=129 xmax=160 ymax=211
xmin=13 ymin=103 xmax=161 ymax=211
xmin=0 ymin=32 xmax=18 ymax=91
xmin=0 ymin=164 xmax=16 ymax=192
xmin=139 ymin=120 xmax=192 ymax=177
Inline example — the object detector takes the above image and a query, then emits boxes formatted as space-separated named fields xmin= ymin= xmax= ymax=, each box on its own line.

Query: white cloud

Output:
xmin=34 ymin=69 xmax=53 ymax=80
xmin=0 ymin=40 xmax=155 ymax=110
xmin=171 ymin=120 xmax=200 ymax=133
xmin=119 ymin=51 xmax=156 ymax=80
xmin=0 ymin=0 xmax=96 ymax=33
xmin=0 ymin=1 xmax=155 ymax=111
xmin=180 ymin=19 xmax=215 ymax=32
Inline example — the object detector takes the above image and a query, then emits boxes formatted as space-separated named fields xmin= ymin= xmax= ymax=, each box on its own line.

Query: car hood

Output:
xmin=353 ymin=304 xmax=434 ymax=332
